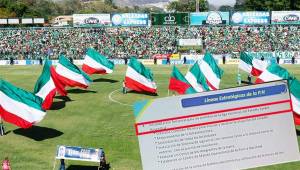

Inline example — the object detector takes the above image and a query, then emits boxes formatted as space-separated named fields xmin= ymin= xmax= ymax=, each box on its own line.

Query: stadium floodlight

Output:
xmin=196 ymin=0 xmax=199 ymax=12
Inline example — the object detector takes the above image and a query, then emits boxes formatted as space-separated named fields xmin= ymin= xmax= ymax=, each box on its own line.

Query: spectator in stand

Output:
xmin=0 ymin=26 xmax=300 ymax=60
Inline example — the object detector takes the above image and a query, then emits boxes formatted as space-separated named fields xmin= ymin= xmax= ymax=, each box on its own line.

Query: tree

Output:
xmin=9 ymin=1 xmax=28 ymax=17
xmin=235 ymin=0 xmax=291 ymax=11
xmin=219 ymin=5 xmax=233 ymax=12
xmin=167 ymin=0 xmax=208 ymax=12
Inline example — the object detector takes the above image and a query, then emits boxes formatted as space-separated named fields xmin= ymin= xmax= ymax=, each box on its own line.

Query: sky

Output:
xmin=207 ymin=0 xmax=236 ymax=7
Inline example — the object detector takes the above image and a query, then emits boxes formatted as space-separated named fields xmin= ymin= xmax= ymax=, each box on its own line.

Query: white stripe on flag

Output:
xmin=252 ymin=58 xmax=268 ymax=72
xmin=239 ymin=59 xmax=252 ymax=73
xmin=0 ymin=91 xmax=46 ymax=123
xmin=185 ymin=72 xmax=204 ymax=92
xmin=291 ymin=95 xmax=300 ymax=115
xmin=126 ymin=66 xmax=157 ymax=89
xmin=258 ymin=70 xmax=282 ymax=82
xmin=199 ymin=61 xmax=220 ymax=89
xmin=56 ymin=63 xmax=90 ymax=86
xmin=36 ymin=78 xmax=56 ymax=100
xmin=84 ymin=55 xmax=113 ymax=73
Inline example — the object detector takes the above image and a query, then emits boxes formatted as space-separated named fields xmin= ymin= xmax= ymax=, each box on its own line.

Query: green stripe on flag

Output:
xmin=203 ymin=52 xmax=224 ymax=79
xmin=129 ymin=57 xmax=154 ymax=81
xmin=266 ymin=64 xmax=300 ymax=99
xmin=0 ymin=79 xmax=44 ymax=111
xmin=87 ymin=48 xmax=115 ymax=70
xmin=240 ymin=52 xmax=253 ymax=65
xmin=171 ymin=66 xmax=190 ymax=84
xmin=34 ymin=59 xmax=51 ymax=94
xmin=59 ymin=55 xmax=92 ymax=82
xmin=189 ymin=62 xmax=210 ymax=91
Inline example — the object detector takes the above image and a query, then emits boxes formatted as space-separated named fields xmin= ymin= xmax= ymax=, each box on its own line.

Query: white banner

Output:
xmin=8 ymin=19 xmax=19 ymax=24
xmin=134 ymin=81 xmax=299 ymax=170
xmin=22 ymin=18 xmax=33 ymax=24
xmin=33 ymin=18 xmax=45 ymax=24
xmin=181 ymin=54 xmax=203 ymax=60
xmin=0 ymin=19 xmax=7 ymax=24
xmin=0 ymin=60 xmax=10 ymax=65
xmin=179 ymin=39 xmax=202 ymax=46
xmin=73 ymin=14 xmax=111 ymax=27
xmin=272 ymin=11 xmax=300 ymax=24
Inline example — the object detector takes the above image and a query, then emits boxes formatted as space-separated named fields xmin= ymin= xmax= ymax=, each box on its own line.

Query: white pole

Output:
xmin=196 ymin=0 xmax=200 ymax=12
xmin=52 ymin=157 xmax=56 ymax=170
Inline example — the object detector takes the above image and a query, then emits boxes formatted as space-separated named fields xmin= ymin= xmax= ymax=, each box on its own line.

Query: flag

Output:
xmin=199 ymin=52 xmax=224 ymax=90
xmin=169 ymin=66 xmax=196 ymax=94
xmin=50 ymin=66 xmax=67 ymax=96
xmin=239 ymin=52 xmax=269 ymax=76
xmin=0 ymin=80 xmax=46 ymax=128
xmin=185 ymin=61 xmax=210 ymax=92
xmin=256 ymin=64 xmax=300 ymax=125
xmin=82 ymin=48 xmax=115 ymax=75
xmin=56 ymin=55 xmax=92 ymax=89
xmin=125 ymin=57 xmax=157 ymax=94
xmin=34 ymin=60 xmax=63 ymax=110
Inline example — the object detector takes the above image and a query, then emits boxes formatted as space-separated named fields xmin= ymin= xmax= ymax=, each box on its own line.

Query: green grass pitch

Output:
xmin=0 ymin=64 xmax=300 ymax=170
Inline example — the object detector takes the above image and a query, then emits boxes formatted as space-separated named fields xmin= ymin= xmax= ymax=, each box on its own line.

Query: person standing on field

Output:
xmin=2 ymin=157 xmax=11 ymax=170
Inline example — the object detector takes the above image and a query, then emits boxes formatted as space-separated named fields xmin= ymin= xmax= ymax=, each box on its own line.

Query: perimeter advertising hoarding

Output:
xmin=272 ymin=11 xmax=300 ymax=24
xmin=111 ymin=13 xmax=148 ymax=26
xmin=0 ymin=19 xmax=7 ymax=24
xmin=179 ymin=39 xmax=202 ymax=46
xmin=190 ymin=12 xmax=229 ymax=25
xmin=134 ymin=81 xmax=300 ymax=170
xmin=33 ymin=18 xmax=45 ymax=24
xmin=151 ymin=13 xmax=189 ymax=25
xmin=22 ymin=18 xmax=33 ymax=24
xmin=73 ymin=14 xmax=111 ymax=27
xmin=8 ymin=19 xmax=19 ymax=24
xmin=231 ymin=11 xmax=270 ymax=25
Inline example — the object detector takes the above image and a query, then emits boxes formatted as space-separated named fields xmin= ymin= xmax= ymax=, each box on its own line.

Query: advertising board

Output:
xmin=111 ymin=13 xmax=148 ymax=26
xmin=151 ymin=13 xmax=189 ymax=25
xmin=272 ymin=11 xmax=300 ymax=24
xmin=231 ymin=11 xmax=270 ymax=25
xmin=190 ymin=12 xmax=229 ymax=25
xmin=73 ymin=14 xmax=111 ymax=27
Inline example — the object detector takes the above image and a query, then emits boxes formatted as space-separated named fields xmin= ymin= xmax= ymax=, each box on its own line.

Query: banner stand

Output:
xmin=0 ymin=118 xmax=5 ymax=136
xmin=53 ymin=146 xmax=106 ymax=170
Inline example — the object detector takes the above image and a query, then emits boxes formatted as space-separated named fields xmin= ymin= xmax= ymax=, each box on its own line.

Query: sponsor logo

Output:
xmin=84 ymin=17 xmax=99 ymax=24
xmin=112 ymin=14 xmax=123 ymax=25
xmin=232 ymin=12 xmax=243 ymax=24
xmin=164 ymin=14 xmax=176 ymax=25
xmin=206 ymin=12 xmax=222 ymax=25
xmin=283 ymin=14 xmax=299 ymax=22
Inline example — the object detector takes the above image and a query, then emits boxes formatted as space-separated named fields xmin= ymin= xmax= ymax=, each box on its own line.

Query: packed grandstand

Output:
xmin=0 ymin=25 xmax=299 ymax=60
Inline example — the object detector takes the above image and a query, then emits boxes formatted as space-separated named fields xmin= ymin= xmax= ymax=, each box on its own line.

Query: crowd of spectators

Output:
xmin=0 ymin=25 xmax=300 ymax=60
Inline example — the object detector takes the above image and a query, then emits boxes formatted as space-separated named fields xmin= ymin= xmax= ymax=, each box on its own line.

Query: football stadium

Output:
xmin=1 ymin=0 xmax=300 ymax=170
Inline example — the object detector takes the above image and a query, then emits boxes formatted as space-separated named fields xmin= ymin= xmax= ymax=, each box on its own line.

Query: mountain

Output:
xmin=113 ymin=0 xmax=171 ymax=7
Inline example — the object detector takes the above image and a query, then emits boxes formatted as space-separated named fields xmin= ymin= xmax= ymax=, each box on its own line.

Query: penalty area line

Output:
xmin=108 ymin=89 xmax=133 ymax=107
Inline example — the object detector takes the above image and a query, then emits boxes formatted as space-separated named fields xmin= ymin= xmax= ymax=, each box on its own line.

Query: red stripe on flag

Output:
xmin=50 ymin=66 xmax=67 ymax=96
xmin=255 ymin=78 xmax=265 ymax=84
xmin=125 ymin=77 xmax=157 ymax=94
xmin=0 ymin=106 xmax=33 ymax=128
xmin=82 ymin=64 xmax=107 ymax=75
xmin=293 ymin=112 xmax=300 ymax=125
xmin=56 ymin=74 xmax=88 ymax=89
xmin=42 ymin=89 xmax=57 ymax=110
xmin=206 ymin=79 xmax=217 ymax=91
xmin=251 ymin=67 xmax=263 ymax=76
xmin=168 ymin=77 xmax=190 ymax=94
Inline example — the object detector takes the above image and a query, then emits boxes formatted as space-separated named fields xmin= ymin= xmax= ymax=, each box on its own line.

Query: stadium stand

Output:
xmin=0 ymin=25 xmax=299 ymax=60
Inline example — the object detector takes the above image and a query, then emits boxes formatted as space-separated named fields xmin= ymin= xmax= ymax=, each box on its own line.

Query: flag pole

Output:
xmin=0 ymin=116 xmax=5 ymax=136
